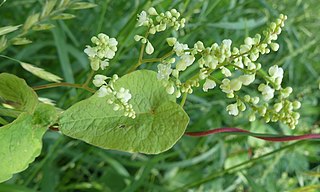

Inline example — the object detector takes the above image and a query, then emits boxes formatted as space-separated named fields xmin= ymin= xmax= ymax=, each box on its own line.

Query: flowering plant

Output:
xmin=0 ymin=4 xmax=319 ymax=183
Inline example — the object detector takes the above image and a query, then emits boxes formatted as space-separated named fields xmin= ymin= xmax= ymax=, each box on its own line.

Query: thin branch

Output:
xmin=32 ymin=82 xmax=95 ymax=93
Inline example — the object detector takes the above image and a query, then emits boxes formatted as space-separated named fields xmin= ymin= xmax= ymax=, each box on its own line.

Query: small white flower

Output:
xmin=268 ymin=65 xmax=283 ymax=84
xmin=226 ymin=103 xmax=239 ymax=116
xmin=244 ymin=37 xmax=254 ymax=46
xmin=258 ymin=84 xmax=274 ymax=101
xmin=206 ymin=56 xmax=218 ymax=69
xmin=137 ymin=11 xmax=148 ymax=26
xmin=194 ymin=41 xmax=205 ymax=51
xmin=229 ymin=79 xmax=242 ymax=91
xmin=85 ymin=34 xmax=118 ymax=70
xmin=84 ymin=46 xmax=97 ymax=57
xmin=97 ymin=86 xmax=110 ymax=97
xmin=203 ymin=78 xmax=216 ymax=92
xmin=93 ymin=74 xmax=108 ymax=87
xmin=116 ymin=88 xmax=132 ymax=103
xmin=182 ymin=54 xmax=195 ymax=66
xmin=220 ymin=79 xmax=231 ymax=94
xmin=157 ymin=64 xmax=172 ymax=80
xmin=100 ymin=60 xmax=109 ymax=70
xmin=173 ymin=42 xmax=188 ymax=56
xmin=240 ymin=44 xmax=251 ymax=54
xmin=234 ymin=60 xmax=244 ymax=68
xmin=239 ymin=74 xmax=255 ymax=86
xmin=221 ymin=67 xmax=231 ymax=77
xmin=222 ymin=39 xmax=232 ymax=48
xmin=176 ymin=54 xmax=195 ymax=71
xmin=281 ymin=86 xmax=293 ymax=98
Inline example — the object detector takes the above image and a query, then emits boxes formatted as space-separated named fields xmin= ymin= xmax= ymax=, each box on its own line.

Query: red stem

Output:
xmin=185 ymin=127 xmax=320 ymax=142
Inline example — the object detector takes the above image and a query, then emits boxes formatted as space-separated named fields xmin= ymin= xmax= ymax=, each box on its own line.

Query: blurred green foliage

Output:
xmin=0 ymin=0 xmax=319 ymax=191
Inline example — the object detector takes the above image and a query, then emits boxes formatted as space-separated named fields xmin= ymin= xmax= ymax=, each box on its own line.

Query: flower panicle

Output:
xmin=154 ymin=13 xmax=299 ymax=128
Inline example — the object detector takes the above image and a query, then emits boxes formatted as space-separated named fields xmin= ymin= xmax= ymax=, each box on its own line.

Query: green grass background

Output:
xmin=0 ymin=0 xmax=319 ymax=191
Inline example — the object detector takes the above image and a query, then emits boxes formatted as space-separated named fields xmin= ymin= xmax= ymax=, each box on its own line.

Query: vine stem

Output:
xmin=32 ymin=82 xmax=95 ymax=93
xmin=185 ymin=127 xmax=320 ymax=141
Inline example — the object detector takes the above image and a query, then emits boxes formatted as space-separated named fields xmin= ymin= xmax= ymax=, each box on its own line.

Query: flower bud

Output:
xmin=148 ymin=7 xmax=158 ymax=15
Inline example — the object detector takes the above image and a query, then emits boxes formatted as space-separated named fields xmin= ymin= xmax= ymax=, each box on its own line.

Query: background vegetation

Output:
xmin=0 ymin=0 xmax=319 ymax=191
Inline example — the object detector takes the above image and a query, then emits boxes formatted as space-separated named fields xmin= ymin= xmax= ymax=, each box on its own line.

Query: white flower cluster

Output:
xmin=137 ymin=7 xmax=186 ymax=32
xmin=84 ymin=33 xmax=135 ymax=118
xmin=154 ymin=14 xmax=300 ymax=128
xmin=84 ymin=33 xmax=118 ymax=71
xmin=135 ymin=7 xmax=186 ymax=55
xmin=93 ymin=74 xmax=136 ymax=118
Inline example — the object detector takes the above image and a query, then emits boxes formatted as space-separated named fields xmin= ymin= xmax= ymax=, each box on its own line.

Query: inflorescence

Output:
xmin=84 ymin=7 xmax=301 ymax=128
xmin=84 ymin=33 xmax=135 ymax=119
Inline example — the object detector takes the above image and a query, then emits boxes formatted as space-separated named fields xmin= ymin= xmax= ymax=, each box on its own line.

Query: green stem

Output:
xmin=257 ymin=70 xmax=277 ymax=88
xmin=180 ymin=92 xmax=188 ymax=107
xmin=83 ymin=70 xmax=95 ymax=86
xmin=141 ymin=50 xmax=174 ymax=64
xmin=176 ymin=141 xmax=303 ymax=191
xmin=127 ymin=31 xmax=150 ymax=73
xmin=32 ymin=82 xmax=95 ymax=93
xmin=0 ymin=54 xmax=22 ymax=63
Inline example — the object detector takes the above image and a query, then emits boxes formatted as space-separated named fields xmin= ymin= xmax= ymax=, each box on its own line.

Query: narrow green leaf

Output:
xmin=69 ymin=2 xmax=97 ymax=10
xmin=52 ymin=24 xmax=75 ymax=87
xmin=41 ymin=0 xmax=57 ymax=18
xmin=0 ymin=73 xmax=38 ymax=113
xmin=32 ymin=23 xmax=55 ymax=31
xmin=52 ymin=13 xmax=76 ymax=20
xmin=0 ymin=25 xmax=21 ymax=36
xmin=0 ymin=36 xmax=7 ymax=52
xmin=11 ymin=37 xmax=32 ymax=45
xmin=0 ymin=103 xmax=59 ymax=183
xmin=60 ymin=70 xmax=189 ymax=154
xmin=23 ymin=13 xmax=40 ymax=31
xmin=20 ymin=62 xmax=63 ymax=83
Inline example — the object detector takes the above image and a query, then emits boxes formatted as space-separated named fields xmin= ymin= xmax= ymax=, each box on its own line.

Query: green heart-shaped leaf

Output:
xmin=59 ymin=70 xmax=189 ymax=154
xmin=0 ymin=73 xmax=38 ymax=114
xmin=0 ymin=103 xmax=58 ymax=182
